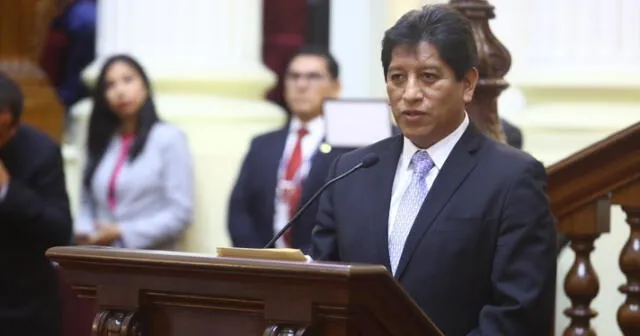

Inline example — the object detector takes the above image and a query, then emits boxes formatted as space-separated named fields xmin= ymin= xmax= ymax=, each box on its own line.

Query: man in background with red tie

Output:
xmin=228 ymin=45 xmax=346 ymax=252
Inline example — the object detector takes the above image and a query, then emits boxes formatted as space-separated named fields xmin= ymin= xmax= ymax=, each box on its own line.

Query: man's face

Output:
xmin=284 ymin=55 xmax=340 ymax=122
xmin=0 ymin=110 xmax=18 ymax=149
xmin=386 ymin=42 xmax=477 ymax=148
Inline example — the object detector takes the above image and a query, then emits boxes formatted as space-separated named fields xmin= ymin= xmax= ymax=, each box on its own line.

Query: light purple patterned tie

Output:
xmin=389 ymin=150 xmax=435 ymax=274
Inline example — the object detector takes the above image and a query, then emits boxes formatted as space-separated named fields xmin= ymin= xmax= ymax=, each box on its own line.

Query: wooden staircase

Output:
xmin=549 ymin=122 xmax=640 ymax=335
xmin=448 ymin=1 xmax=640 ymax=334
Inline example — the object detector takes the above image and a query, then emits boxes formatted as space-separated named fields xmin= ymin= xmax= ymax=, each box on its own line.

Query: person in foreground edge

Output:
xmin=311 ymin=5 xmax=556 ymax=336
xmin=0 ymin=73 xmax=72 ymax=335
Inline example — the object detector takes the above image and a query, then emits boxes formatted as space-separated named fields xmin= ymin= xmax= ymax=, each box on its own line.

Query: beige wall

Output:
xmin=387 ymin=0 xmax=449 ymax=26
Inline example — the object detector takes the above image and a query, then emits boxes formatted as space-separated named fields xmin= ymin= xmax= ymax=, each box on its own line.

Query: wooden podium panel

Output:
xmin=47 ymin=246 xmax=442 ymax=336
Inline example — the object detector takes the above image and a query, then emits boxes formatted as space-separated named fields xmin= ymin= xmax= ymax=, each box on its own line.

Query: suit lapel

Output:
xmin=394 ymin=125 xmax=484 ymax=280
xmin=369 ymin=135 xmax=404 ymax=271
xmin=265 ymin=129 xmax=289 ymax=225
xmin=299 ymin=142 xmax=333 ymax=204
xmin=270 ymin=128 xmax=289 ymax=175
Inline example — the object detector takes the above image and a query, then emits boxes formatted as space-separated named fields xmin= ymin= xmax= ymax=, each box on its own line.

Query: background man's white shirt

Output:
xmin=273 ymin=116 xmax=325 ymax=247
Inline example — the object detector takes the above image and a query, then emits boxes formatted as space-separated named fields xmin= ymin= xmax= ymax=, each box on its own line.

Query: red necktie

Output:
xmin=282 ymin=127 xmax=308 ymax=247
xmin=107 ymin=135 xmax=134 ymax=211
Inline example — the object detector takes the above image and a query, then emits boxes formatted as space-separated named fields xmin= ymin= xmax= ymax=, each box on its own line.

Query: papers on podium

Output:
xmin=324 ymin=99 xmax=393 ymax=148
xmin=216 ymin=247 xmax=308 ymax=262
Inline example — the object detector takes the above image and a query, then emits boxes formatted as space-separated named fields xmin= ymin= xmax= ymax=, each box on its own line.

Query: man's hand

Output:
xmin=0 ymin=159 xmax=9 ymax=187
xmin=89 ymin=223 xmax=122 ymax=246
xmin=74 ymin=234 xmax=92 ymax=245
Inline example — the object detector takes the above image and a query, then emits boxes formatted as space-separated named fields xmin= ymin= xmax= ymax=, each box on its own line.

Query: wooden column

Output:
xmin=612 ymin=181 xmax=640 ymax=336
xmin=0 ymin=0 xmax=64 ymax=142
xmin=449 ymin=0 xmax=510 ymax=143
xmin=559 ymin=198 xmax=611 ymax=336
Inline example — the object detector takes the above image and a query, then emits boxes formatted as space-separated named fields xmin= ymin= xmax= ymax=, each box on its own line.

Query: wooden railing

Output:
xmin=548 ymin=122 xmax=640 ymax=335
xmin=448 ymin=3 xmax=640 ymax=332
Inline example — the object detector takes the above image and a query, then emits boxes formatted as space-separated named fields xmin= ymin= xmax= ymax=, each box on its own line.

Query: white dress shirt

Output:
xmin=388 ymin=113 xmax=470 ymax=234
xmin=273 ymin=116 xmax=326 ymax=247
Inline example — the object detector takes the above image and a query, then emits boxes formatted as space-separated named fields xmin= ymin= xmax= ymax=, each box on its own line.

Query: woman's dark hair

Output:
xmin=83 ymin=54 xmax=160 ymax=189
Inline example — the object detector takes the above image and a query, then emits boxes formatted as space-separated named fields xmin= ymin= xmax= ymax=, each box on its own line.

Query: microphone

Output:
xmin=264 ymin=153 xmax=380 ymax=248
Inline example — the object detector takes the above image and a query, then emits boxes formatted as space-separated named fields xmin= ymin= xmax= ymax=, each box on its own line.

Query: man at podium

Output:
xmin=311 ymin=5 xmax=556 ymax=336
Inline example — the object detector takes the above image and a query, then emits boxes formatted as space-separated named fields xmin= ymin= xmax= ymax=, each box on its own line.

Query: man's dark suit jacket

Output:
xmin=311 ymin=123 xmax=556 ymax=336
xmin=0 ymin=125 xmax=72 ymax=335
xmin=228 ymin=126 xmax=353 ymax=252
xmin=501 ymin=118 xmax=523 ymax=149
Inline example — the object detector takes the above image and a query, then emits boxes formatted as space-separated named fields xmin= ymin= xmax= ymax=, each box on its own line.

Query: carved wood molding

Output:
xmin=547 ymin=122 xmax=640 ymax=222
xmin=146 ymin=291 xmax=264 ymax=313
xmin=92 ymin=310 xmax=142 ymax=336
xmin=449 ymin=0 xmax=512 ymax=142
xmin=263 ymin=325 xmax=310 ymax=336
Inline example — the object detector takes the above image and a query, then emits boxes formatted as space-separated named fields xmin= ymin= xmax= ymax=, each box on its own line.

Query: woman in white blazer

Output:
xmin=74 ymin=54 xmax=194 ymax=250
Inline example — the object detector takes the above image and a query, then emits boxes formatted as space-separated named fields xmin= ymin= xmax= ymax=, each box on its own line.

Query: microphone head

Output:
xmin=361 ymin=154 xmax=380 ymax=168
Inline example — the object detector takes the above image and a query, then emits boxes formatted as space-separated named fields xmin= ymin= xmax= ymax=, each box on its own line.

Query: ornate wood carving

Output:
xmin=0 ymin=0 xmax=64 ymax=142
xmin=92 ymin=310 xmax=141 ymax=336
xmin=563 ymin=234 xmax=600 ymax=336
xmin=449 ymin=0 xmax=511 ymax=142
xmin=263 ymin=325 xmax=310 ymax=336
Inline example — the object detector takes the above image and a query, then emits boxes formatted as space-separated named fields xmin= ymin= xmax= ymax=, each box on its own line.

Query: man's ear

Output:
xmin=462 ymin=67 xmax=479 ymax=104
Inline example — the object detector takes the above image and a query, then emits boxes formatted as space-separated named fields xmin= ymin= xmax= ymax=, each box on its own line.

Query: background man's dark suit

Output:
xmin=0 ymin=125 xmax=72 ymax=335
xmin=228 ymin=126 xmax=352 ymax=252
xmin=501 ymin=118 xmax=523 ymax=149
xmin=312 ymin=124 xmax=556 ymax=336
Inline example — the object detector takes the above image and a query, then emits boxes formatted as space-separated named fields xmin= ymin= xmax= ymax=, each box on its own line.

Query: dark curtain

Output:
xmin=261 ymin=0 xmax=331 ymax=114
xmin=306 ymin=0 xmax=330 ymax=48
xmin=262 ymin=0 xmax=307 ymax=111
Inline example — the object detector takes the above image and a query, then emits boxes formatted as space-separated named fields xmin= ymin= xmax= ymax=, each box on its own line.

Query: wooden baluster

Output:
xmin=618 ymin=206 xmax=640 ymax=335
xmin=563 ymin=234 xmax=600 ymax=336
xmin=449 ymin=0 xmax=511 ymax=143
xmin=559 ymin=198 xmax=611 ymax=336
xmin=612 ymin=180 xmax=640 ymax=335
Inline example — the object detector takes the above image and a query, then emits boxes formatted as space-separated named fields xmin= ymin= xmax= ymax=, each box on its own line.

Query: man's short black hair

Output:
xmin=381 ymin=4 xmax=478 ymax=81
xmin=290 ymin=45 xmax=340 ymax=80
xmin=0 ymin=72 xmax=24 ymax=124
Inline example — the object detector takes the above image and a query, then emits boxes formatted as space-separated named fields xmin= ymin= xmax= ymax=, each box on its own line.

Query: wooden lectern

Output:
xmin=47 ymin=246 xmax=443 ymax=336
